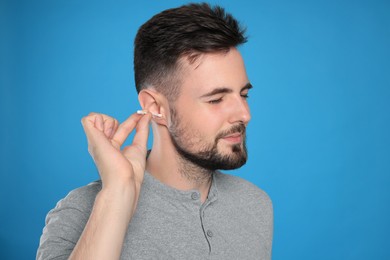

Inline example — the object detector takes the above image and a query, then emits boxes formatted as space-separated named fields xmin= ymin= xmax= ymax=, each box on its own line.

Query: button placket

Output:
xmin=200 ymin=202 xmax=215 ymax=253
xmin=191 ymin=192 xmax=199 ymax=200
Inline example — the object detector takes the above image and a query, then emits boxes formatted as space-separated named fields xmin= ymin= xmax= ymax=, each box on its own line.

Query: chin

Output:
xmin=218 ymin=159 xmax=247 ymax=170
xmin=214 ymin=149 xmax=247 ymax=170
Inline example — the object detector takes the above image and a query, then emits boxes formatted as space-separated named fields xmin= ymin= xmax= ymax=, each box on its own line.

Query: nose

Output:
xmin=229 ymin=96 xmax=251 ymax=125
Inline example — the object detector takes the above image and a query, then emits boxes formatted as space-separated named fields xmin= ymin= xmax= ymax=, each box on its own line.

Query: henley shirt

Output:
xmin=37 ymin=171 xmax=273 ymax=259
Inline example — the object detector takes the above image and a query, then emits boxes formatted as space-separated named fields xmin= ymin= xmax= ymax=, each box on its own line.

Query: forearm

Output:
xmin=69 ymin=186 xmax=136 ymax=260
xmin=69 ymin=112 xmax=149 ymax=259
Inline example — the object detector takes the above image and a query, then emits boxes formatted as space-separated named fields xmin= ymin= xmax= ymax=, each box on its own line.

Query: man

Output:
xmin=37 ymin=3 xmax=273 ymax=259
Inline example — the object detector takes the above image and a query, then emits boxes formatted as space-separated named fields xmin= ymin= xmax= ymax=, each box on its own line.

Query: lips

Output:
xmin=222 ymin=132 xmax=243 ymax=143
xmin=218 ymin=124 xmax=246 ymax=144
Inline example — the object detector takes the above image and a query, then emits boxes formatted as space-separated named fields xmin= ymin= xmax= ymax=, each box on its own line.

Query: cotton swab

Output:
xmin=137 ymin=110 xmax=163 ymax=118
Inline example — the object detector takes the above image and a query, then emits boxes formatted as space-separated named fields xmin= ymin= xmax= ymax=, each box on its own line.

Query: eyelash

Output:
xmin=208 ymin=94 xmax=249 ymax=104
xmin=208 ymin=98 xmax=223 ymax=104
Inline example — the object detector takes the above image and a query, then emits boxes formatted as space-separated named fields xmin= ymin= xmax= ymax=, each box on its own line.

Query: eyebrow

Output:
xmin=200 ymin=83 xmax=253 ymax=98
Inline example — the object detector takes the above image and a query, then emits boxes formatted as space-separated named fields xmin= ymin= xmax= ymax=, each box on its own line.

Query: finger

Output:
xmin=84 ymin=113 xmax=120 ymax=139
xmin=81 ymin=114 xmax=114 ymax=156
xmin=103 ymin=117 xmax=115 ymax=138
xmin=132 ymin=113 xmax=151 ymax=150
xmin=81 ymin=113 xmax=104 ymax=135
xmin=110 ymin=119 xmax=119 ymax=139
xmin=122 ymin=113 xmax=151 ymax=166
xmin=111 ymin=113 xmax=144 ymax=147
xmin=94 ymin=114 xmax=104 ymax=132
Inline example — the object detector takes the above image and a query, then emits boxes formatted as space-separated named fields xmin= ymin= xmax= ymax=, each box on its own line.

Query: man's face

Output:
xmin=168 ymin=48 xmax=251 ymax=171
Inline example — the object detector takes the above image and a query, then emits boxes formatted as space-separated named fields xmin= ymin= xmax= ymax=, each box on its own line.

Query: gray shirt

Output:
xmin=37 ymin=171 xmax=273 ymax=259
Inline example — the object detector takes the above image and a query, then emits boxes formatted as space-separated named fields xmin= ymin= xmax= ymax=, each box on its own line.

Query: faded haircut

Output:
xmin=134 ymin=2 xmax=247 ymax=101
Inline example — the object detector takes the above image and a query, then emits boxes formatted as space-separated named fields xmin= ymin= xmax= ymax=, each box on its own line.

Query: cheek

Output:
xmin=193 ymin=108 xmax=225 ymax=137
xmin=176 ymin=99 xmax=226 ymax=139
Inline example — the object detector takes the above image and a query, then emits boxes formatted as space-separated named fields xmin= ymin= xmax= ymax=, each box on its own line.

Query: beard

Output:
xmin=168 ymin=108 xmax=248 ymax=171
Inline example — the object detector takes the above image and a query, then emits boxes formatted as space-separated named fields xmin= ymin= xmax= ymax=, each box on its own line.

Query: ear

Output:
xmin=138 ymin=89 xmax=168 ymax=126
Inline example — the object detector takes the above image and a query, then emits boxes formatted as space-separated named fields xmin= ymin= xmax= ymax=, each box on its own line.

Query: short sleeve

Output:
xmin=36 ymin=181 xmax=101 ymax=260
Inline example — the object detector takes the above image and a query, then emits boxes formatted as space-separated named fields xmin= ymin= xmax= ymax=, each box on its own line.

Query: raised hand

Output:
xmin=81 ymin=112 xmax=151 ymax=199
xmin=69 ymin=112 xmax=151 ymax=260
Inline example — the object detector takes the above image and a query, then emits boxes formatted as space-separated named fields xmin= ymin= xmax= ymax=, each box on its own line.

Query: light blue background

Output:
xmin=1 ymin=0 xmax=389 ymax=259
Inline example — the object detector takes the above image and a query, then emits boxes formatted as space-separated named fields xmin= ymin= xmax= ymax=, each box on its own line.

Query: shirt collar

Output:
xmin=142 ymin=171 xmax=219 ymax=205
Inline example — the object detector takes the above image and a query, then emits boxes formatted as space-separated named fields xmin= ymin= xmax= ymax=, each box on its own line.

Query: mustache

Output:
xmin=216 ymin=124 xmax=246 ymax=140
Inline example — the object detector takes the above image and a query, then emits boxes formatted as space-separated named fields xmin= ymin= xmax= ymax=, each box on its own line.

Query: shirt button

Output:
xmin=207 ymin=230 xmax=213 ymax=237
xmin=191 ymin=192 xmax=199 ymax=200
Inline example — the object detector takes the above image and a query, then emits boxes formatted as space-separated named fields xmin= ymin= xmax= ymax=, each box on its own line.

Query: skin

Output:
xmin=146 ymin=48 xmax=251 ymax=199
xmin=168 ymin=49 xmax=251 ymax=173
xmin=69 ymin=47 xmax=251 ymax=259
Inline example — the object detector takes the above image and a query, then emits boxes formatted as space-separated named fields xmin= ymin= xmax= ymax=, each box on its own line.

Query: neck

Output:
xmin=146 ymin=124 xmax=212 ymax=203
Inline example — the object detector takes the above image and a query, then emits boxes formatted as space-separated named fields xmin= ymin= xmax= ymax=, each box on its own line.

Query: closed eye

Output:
xmin=208 ymin=98 xmax=223 ymax=104
xmin=241 ymin=83 xmax=252 ymax=99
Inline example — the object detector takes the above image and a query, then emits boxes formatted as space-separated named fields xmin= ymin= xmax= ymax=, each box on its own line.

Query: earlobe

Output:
xmin=138 ymin=89 xmax=168 ymax=126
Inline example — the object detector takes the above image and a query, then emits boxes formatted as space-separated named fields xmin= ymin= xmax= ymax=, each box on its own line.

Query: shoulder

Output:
xmin=44 ymin=180 xmax=102 ymax=228
xmin=214 ymin=172 xmax=274 ymax=256
xmin=55 ymin=180 xmax=102 ymax=211
xmin=214 ymin=171 xmax=271 ymax=200
xmin=37 ymin=181 xmax=102 ymax=259
xmin=214 ymin=171 xmax=273 ymax=213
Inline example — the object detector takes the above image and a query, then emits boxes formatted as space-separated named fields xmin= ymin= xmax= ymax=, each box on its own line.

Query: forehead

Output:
xmin=178 ymin=48 xmax=249 ymax=95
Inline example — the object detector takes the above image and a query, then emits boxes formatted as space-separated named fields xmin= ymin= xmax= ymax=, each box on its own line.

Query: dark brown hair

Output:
xmin=134 ymin=3 xmax=247 ymax=101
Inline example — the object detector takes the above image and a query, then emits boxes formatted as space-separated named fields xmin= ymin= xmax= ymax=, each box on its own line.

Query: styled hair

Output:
xmin=134 ymin=2 xmax=247 ymax=101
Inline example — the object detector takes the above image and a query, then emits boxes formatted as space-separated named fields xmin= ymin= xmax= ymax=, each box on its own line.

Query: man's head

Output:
xmin=134 ymin=2 xmax=247 ymax=101
xmin=135 ymin=3 xmax=251 ymax=171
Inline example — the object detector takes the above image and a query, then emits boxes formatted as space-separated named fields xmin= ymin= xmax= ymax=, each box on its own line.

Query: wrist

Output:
xmin=97 ymin=185 xmax=138 ymax=219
